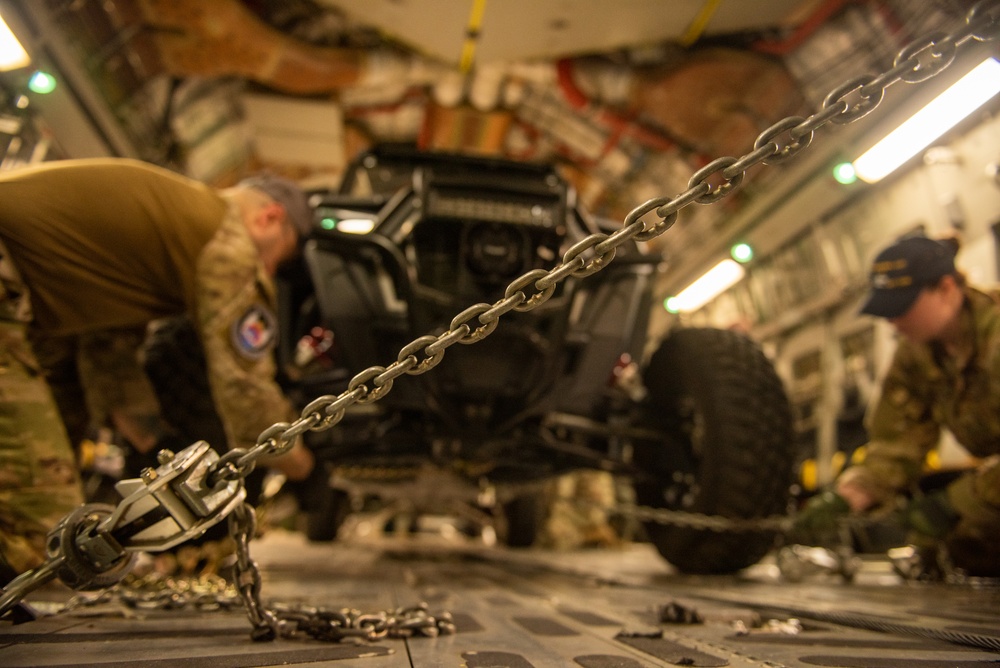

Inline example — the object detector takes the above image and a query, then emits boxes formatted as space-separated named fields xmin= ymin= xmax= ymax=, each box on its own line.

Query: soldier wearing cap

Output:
xmin=791 ymin=235 xmax=1000 ymax=577
xmin=0 ymin=158 xmax=315 ymax=582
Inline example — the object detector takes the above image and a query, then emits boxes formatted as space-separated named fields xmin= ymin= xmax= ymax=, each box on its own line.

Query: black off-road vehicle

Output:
xmin=147 ymin=145 xmax=796 ymax=575
xmin=275 ymin=145 xmax=797 ymax=574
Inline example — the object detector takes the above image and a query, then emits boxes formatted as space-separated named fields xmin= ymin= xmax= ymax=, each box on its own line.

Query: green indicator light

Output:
xmin=731 ymin=242 xmax=754 ymax=263
xmin=320 ymin=217 xmax=337 ymax=230
xmin=832 ymin=161 xmax=857 ymax=185
xmin=664 ymin=297 xmax=680 ymax=313
xmin=27 ymin=71 xmax=56 ymax=94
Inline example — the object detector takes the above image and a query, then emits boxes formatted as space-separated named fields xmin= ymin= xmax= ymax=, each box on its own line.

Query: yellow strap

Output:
xmin=459 ymin=0 xmax=488 ymax=74
xmin=679 ymin=0 xmax=723 ymax=47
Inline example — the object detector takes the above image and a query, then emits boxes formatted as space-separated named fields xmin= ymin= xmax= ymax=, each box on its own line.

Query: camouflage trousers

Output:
xmin=29 ymin=326 xmax=164 ymax=455
xmin=540 ymin=470 xmax=620 ymax=549
xmin=944 ymin=458 xmax=1000 ymax=576
xmin=0 ymin=319 xmax=84 ymax=577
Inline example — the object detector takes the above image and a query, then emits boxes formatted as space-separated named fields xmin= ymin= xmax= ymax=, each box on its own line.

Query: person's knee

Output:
xmin=943 ymin=464 xmax=1000 ymax=576
xmin=946 ymin=462 xmax=1000 ymax=529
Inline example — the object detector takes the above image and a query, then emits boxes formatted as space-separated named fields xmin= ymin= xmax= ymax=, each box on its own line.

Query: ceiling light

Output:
xmin=0 ymin=13 xmax=30 ymax=71
xmin=852 ymin=57 xmax=1000 ymax=183
xmin=664 ymin=259 xmax=746 ymax=314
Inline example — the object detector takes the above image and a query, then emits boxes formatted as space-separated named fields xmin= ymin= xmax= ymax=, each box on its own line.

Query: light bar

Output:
xmin=334 ymin=217 xmax=375 ymax=234
xmin=0 ymin=13 xmax=30 ymax=71
xmin=319 ymin=213 xmax=376 ymax=234
xmin=853 ymin=57 xmax=1000 ymax=183
xmin=666 ymin=259 xmax=746 ymax=313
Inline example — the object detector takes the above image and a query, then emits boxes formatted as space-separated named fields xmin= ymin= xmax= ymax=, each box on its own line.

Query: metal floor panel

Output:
xmin=2 ymin=531 xmax=999 ymax=667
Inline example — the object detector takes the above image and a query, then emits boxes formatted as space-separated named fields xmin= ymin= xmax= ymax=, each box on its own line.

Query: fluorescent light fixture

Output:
xmin=853 ymin=57 xmax=1000 ymax=183
xmin=0 ymin=13 xmax=30 ymax=71
xmin=666 ymin=259 xmax=746 ymax=313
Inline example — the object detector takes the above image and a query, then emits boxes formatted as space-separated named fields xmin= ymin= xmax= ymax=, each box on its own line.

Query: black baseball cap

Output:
xmin=860 ymin=236 xmax=956 ymax=318
xmin=238 ymin=173 xmax=313 ymax=237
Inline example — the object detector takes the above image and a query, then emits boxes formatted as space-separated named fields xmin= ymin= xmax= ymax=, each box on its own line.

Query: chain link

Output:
xmin=226 ymin=501 xmax=454 ymax=641
xmin=62 ymin=572 xmax=243 ymax=613
xmin=211 ymin=0 xmax=999 ymax=639
xmin=269 ymin=602 xmax=456 ymax=642
xmin=613 ymin=503 xmax=794 ymax=533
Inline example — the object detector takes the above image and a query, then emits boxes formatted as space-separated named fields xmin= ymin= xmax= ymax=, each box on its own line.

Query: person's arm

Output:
xmin=836 ymin=348 xmax=940 ymax=511
xmin=194 ymin=220 xmax=313 ymax=481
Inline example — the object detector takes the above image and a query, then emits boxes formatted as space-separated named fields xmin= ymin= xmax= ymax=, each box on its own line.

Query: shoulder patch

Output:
xmin=231 ymin=304 xmax=277 ymax=359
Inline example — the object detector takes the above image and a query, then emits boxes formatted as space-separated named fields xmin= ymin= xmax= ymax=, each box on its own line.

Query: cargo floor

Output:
xmin=2 ymin=528 xmax=998 ymax=667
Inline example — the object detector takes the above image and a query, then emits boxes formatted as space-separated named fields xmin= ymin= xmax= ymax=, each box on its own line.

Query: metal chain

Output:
xmin=612 ymin=503 xmax=794 ymax=533
xmin=61 ymin=573 xmax=242 ymax=613
xmin=226 ymin=501 xmax=455 ymax=641
xmin=268 ymin=603 xmax=456 ymax=642
xmin=216 ymin=0 xmax=999 ymax=640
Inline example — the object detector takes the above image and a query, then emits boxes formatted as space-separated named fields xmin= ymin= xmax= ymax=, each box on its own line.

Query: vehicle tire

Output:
xmin=634 ymin=327 xmax=795 ymax=574
xmin=297 ymin=463 xmax=352 ymax=542
xmin=304 ymin=488 xmax=352 ymax=542
xmin=502 ymin=493 xmax=546 ymax=548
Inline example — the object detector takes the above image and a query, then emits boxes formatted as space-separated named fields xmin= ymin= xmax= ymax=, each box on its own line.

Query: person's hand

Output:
xmin=904 ymin=490 xmax=959 ymax=541
xmin=835 ymin=475 xmax=877 ymax=512
xmin=787 ymin=490 xmax=850 ymax=547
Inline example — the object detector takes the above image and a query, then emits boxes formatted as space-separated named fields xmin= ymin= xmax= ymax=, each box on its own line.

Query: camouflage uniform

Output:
xmin=195 ymin=195 xmax=298 ymax=454
xmin=540 ymin=470 xmax=619 ymax=549
xmin=840 ymin=286 xmax=1000 ymax=574
xmin=0 ymin=159 xmax=301 ymax=576
xmin=30 ymin=326 xmax=166 ymax=455
xmin=0 ymin=267 xmax=83 ymax=579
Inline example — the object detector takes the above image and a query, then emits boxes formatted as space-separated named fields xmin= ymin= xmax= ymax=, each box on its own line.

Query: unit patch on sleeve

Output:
xmin=231 ymin=304 xmax=277 ymax=359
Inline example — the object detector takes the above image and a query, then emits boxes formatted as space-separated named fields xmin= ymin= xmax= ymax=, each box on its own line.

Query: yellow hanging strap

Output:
xmin=459 ymin=0 xmax=488 ymax=74
xmin=678 ymin=0 xmax=723 ymax=47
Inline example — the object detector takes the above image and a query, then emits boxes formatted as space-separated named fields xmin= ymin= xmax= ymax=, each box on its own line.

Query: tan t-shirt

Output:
xmin=0 ymin=158 xmax=225 ymax=335
xmin=197 ymin=195 xmax=295 ymax=452
xmin=0 ymin=158 xmax=295 ymax=452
